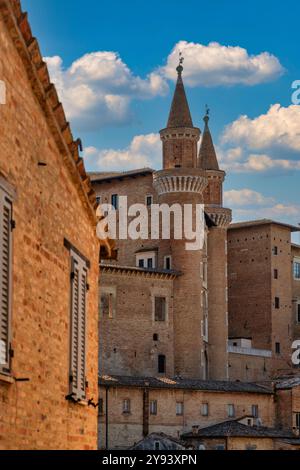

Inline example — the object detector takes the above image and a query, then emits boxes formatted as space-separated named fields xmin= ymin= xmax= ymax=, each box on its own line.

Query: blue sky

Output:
xmin=23 ymin=0 xmax=300 ymax=233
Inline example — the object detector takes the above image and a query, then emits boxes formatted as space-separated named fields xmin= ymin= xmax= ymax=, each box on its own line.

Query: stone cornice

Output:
xmin=100 ymin=264 xmax=181 ymax=280
xmin=153 ymin=169 xmax=208 ymax=195
xmin=205 ymin=206 xmax=232 ymax=228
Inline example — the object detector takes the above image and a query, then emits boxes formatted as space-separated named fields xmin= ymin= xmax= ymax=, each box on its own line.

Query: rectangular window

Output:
xmin=111 ymin=194 xmax=119 ymax=210
xmin=201 ymin=403 xmax=209 ymax=417
xmin=274 ymin=269 xmax=278 ymax=279
xmin=69 ymin=251 xmax=89 ymax=401
xmin=275 ymin=297 xmax=280 ymax=309
xmin=176 ymin=402 xmax=184 ymax=416
xmin=273 ymin=246 xmax=278 ymax=255
xmin=139 ymin=259 xmax=145 ymax=268
xmin=296 ymin=413 xmax=300 ymax=430
xmin=297 ymin=303 xmax=300 ymax=324
xmin=275 ymin=342 xmax=281 ymax=354
xmin=101 ymin=292 xmax=114 ymax=319
xmin=147 ymin=258 xmax=153 ymax=269
xmin=252 ymin=405 xmax=259 ymax=418
xmin=123 ymin=399 xmax=131 ymax=414
xmin=146 ymin=195 xmax=153 ymax=207
xmin=158 ymin=354 xmax=166 ymax=374
xmin=164 ymin=256 xmax=172 ymax=271
xmin=0 ymin=189 xmax=13 ymax=375
xmin=155 ymin=297 xmax=166 ymax=322
xmin=150 ymin=400 xmax=158 ymax=415
xmin=294 ymin=261 xmax=300 ymax=280
xmin=228 ymin=404 xmax=235 ymax=418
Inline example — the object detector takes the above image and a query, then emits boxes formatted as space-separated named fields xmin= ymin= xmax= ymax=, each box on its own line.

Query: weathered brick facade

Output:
xmin=0 ymin=0 xmax=106 ymax=449
xmin=227 ymin=220 xmax=300 ymax=381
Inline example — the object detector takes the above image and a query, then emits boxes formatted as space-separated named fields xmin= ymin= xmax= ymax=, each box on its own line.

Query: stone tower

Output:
xmin=198 ymin=111 xmax=232 ymax=380
xmin=153 ymin=62 xmax=231 ymax=380
xmin=154 ymin=62 xmax=209 ymax=379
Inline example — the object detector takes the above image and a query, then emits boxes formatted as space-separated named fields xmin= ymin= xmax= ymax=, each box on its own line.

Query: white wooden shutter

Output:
xmin=0 ymin=191 xmax=13 ymax=374
xmin=70 ymin=251 xmax=88 ymax=400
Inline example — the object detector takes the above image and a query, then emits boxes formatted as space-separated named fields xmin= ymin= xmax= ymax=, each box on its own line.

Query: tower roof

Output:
xmin=167 ymin=62 xmax=193 ymax=128
xmin=198 ymin=111 xmax=220 ymax=171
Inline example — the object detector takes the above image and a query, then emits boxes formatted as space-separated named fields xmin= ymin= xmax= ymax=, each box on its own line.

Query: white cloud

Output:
xmin=219 ymin=104 xmax=300 ymax=173
xmin=222 ymin=104 xmax=300 ymax=151
xmin=233 ymin=204 xmax=300 ymax=225
xmin=224 ymin=189 xmax=274 ymax=207
xmin=45 ymin=52 xmax=168 ymax=129
xmin=162 ymin=41 xmax=284 ymax=87
xmin=83 ymin=133 xmax=161 ymax=171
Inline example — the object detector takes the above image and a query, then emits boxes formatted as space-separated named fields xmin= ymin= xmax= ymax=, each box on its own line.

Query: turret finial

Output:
xmin=176 ymin=52 xmax=184 ymax=76
xmin=204 ymin=104 xmax=210 ymax=126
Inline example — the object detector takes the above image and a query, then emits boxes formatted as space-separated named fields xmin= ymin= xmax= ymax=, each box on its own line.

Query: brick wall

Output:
xmin=98 ymin=385 xmax=275 ymax=449
xmin=0 ymin=6 xmax=99 ymax=449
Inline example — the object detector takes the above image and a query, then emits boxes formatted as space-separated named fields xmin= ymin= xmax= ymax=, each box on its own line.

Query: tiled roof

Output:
xmin=130 ymin=433 xmax=189 ymax=450
xmin=182 ymin=420 xmax=295 ymax=439
xmin=99 ymin=375 xmax=273 ymax=394
xmin=275 ymin=377 xmax=300 ymax=390
xmin=89 ymin=168 xmax=154 ymax=183
xmin=198 ymin=116 xmax=220 ymax=171
xmin=167 ymin=70 xmax=193 ymax=129
xmin=1 ymin=0 xmax=98 ymax=220
xmin=229 ymin=219 xmax=300 ymax=232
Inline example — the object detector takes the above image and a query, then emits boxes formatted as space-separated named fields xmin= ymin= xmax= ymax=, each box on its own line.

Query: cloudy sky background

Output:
xmin=23 ymin=0 xmax=300 ymax=238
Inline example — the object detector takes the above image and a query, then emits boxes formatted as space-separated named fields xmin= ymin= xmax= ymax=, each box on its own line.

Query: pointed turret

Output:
xmin=198 ymin=111 xmax=219 ymax=171
xmin=160 ymin=57 xmax=200 ymax=169
xmin=167 ymin=62 xmax=193 ymax=128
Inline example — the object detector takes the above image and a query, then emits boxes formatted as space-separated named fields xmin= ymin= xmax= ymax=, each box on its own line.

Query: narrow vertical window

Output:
xmin=155 ymin=297 xmax=166 ymax=322
xmin=111 ymin=194 xmax=119 ymax=210
xmin=252 ymin=405 xmax=259 ymax=418
xmin=176 ymin=402 xmax=184 ymax=416
xmin=150 ymin=400 xmax=158 ymax=415
xmin=228 ymin=404 xmax=235 ymax=418
xmin=0 ymin=189 xmax=13 ymax=374
xmin=275 ymin=342 xmax=281 ymax=355
xmin=123 ymin=399 xmax=131 ymax=414
xmin=275 ymin=297 xmax=280 ymax=309
xmin=158 ymin=354 xmax=166 ymax=374
xmin=69 ymin=250 xmax=88 ymax=401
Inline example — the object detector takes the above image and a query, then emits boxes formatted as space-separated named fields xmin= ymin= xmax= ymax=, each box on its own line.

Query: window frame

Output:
xmin=164 ymin=255 xmax=172 ymax=271
xmin=111 ymin=194 xmax=119 ymax=210
xmin=69 ymin=249 xmax=89 ymax=401
xmin=201 ymin=403 xmax=209 ymax=417
xmin=0 ymin=186 xmax=14 ymax=376
xmin=294 ymin=259 xmax=300 ymax=281
xmin=150 ymin=400 xmax=158 ymax=416
xmin=176 ymin=401 xmax=184 ymax=416
xmin=123 ymin=398 xmax=131 ymax=414
xmin=228 ymin=404 xmax=235 ymax=418
xmin=158 ymin=354 xmax=166 ymax=374
xmin=155 ymin=296 xmax=167 ymax=322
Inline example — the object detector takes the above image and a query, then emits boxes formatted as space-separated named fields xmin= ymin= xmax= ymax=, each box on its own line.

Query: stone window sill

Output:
xmin=0 ymin=373 xmax=15 ymax=385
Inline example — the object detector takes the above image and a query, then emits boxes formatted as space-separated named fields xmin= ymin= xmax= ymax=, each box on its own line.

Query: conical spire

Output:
xmin=167 ymin=58 xmax=193 ymax=128
xmin=198 ymin=109 xmax=220 ymax=171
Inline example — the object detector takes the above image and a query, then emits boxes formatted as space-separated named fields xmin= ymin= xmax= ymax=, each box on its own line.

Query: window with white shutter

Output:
xmin=0 ymin=189 xmax=13 ymax=375
xmin=69 ymin=250 xmax=89 ymax=401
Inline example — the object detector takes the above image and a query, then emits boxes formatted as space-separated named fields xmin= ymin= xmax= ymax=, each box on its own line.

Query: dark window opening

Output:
xmin=111 ymin=194 xmax=119 ymax=210
xmin=147 ymin=258 xmax=153 ymax=269
xmin=153 ymin=334 xmax=159 ymax=342
xmin=273 ymin=246 xmax=278 ymax=255
xmin=275 ymin=297 xmax=280 ymax=309
xmin=274 ymin=269 xmax=278 ymax=279
xmin=139 ymin=259 xmax=145 ymax=268
xmin=158 ymin=355 xmax=166 ymax=374
xmin=275 ymin=342 xmax=281 ymax=354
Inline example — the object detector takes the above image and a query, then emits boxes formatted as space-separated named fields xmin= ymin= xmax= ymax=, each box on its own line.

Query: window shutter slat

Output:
xmin=0 ymin=195 xmax=12 ymax=373
xmin=70 ymin=252 xmax=88 ymax=400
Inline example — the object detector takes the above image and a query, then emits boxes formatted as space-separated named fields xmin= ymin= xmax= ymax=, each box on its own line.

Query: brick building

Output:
xmin=93 ymin=60 xmax=300 ymax=450
xmin=227 ymin=220 xmax=300 ymax=382
xmin=98 ymin=375 xmax=275 ymax=450
xmin=93 ymin=61 xmax=232 ymax=383
xmin=0 ymin=0 xmax=113 ymax=449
